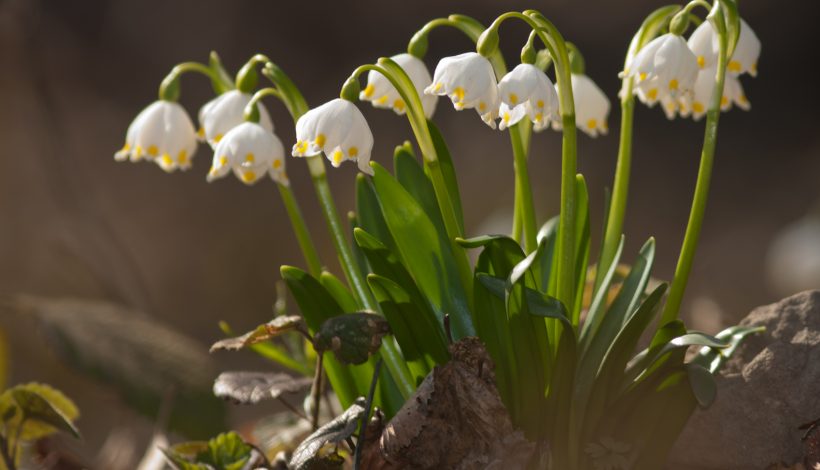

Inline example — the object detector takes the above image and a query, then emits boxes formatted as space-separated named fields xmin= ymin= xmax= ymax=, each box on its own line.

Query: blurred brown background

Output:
xmin=1 ymin=0 xmax=818 ymax=464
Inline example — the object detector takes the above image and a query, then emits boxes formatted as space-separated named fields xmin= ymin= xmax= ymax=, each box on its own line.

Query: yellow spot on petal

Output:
xmin=376 ymin=95 xmax=388 ymax=105
xmin=134 ymin=145 xmax=143 ymax=157
xmin=245 ymin=153 xmax=255 ymax=163
xmin=639 ymin=72 xmax=647 ymax=81
xmin=219 ymin=156 xmax=228 ymax=167
xmin=728 ymin=60 xmax=742 ymax=73
xmin=721 ymin=96 xmax=729 ymax=107
xmin=751 ymin=62 xmax=758 ymax=74
xmin=587 ymin=119 xmax=598 ymax=130
xmin=197 ymin=127 xmax=205 ymax=138
xmin=393 ymin=99 xmax=405 ymax=112
xmin=332 ymin=150 xmax=344 ymax=165
xmin=647 ymin=88 xmax=658 ymax=101
xmin=240 ymin=171 xmax=256 ymax=184
xmin=178 ymin=150 xmax=189 ymax=165
xmin=535 ymin=112 xmax=543 ymax=122
xmin=349 ymin=147 xmax=358 ymax=157
xmin=536 ymin=100 xmax=544 ymax=109
xmin=214 ymin=134 xmax=224 ymax=143
xmin=433 ymin=83 xmax=442 ymax=92
xmin=739 ymin=94 xmax=749 ymax=104
xmin=363 ymin=84 xmax=375 ymax=98
xmin=693 ymin=102 xmax=705 ymax=114
xmin=509 ymin=93 xmax=518 ymax=105
xmin=697 ymin=56 xmax=705 ymax=69
xmin=273 ymin=159 xmax=282 ymax=169
xmin=120 ymin=143 xmax=131 ymax=152
xmin=315 ymin=134 xmax=326 ymax=149
xmin=161 ymin=153 xmax=173 ymax=166
xmin=478 ymin=102 xmax=487 ymax=112
xmin=668 ymin=79 xmax=679 ymax=91
xmin=296 ymin=141 xmax=308 ymax=154
xmin=503 ymin=112 xmax=510 ymax=123
xmin=453 ymin=87 xmax=465 ymax=101
xmin=148 ymin=145 xmax=159 ymax=157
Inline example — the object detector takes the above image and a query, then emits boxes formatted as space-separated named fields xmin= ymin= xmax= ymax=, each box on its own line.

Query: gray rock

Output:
xmin=669 ymin=290 xmax=820 ymax=469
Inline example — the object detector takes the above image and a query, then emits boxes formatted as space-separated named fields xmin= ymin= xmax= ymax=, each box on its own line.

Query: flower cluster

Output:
xmin=625 ymin=18 xmax=759 ymax=120
xmin=115 ymin=90 xmax=286 ymax=185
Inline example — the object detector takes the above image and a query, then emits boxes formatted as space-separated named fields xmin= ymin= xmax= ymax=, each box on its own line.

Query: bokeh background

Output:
xmin=1 ymin=0 xmax=818 ymax=466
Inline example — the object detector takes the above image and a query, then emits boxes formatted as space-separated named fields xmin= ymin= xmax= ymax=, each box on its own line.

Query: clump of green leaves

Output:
xmin=0 ymin=383 xmax=80 ymax=470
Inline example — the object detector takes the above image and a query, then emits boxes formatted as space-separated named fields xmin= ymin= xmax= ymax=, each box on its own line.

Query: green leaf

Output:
xmin=201 ymin=431 xmax=254 ymax=470
xmin=4 ymin=384 xmax=80 ymax=439
xmin=472 ymin=272 xmax=519 ymax=423
xmin=314 ymin=313 xmax=391 ymax=365
xmin=690 ymin=324 xmax=765 ymax=374
xmin=281 ymin=266 xmax=367 ymax=409
xmin=394 ymin=142 xmax=447 ymax=237
xmin=572 ymin=175 xmax=591 ymax=325
xmin=290 ymin=398 xmax=366 ymax=470
xmin=367 ymin=274 xmax=448 ymax=383
xmin=580 ymin=238 xmax=655 ymax=356
xmin=213 ymin=372 xmax=312 ymax=405
xmin=426 ymin=120 xmax=464 ymax=232
xmin=163 ymin=431 xmax=258 ymax=470
xmin=210 ymin=316 xmax=305 ymax=352
xmin=353 ymin=228 xmax=442 ymax=336
xmin=534 ymin=216 xmax=559 ymax=294
xmin=370 ymin=163 xmax=473 ymax=338
xmin=320 ymin=271 xmax=359 ymax=313
xmin=685 ymin=363 xmax=716 ymax=407
xmin=579 ymin=284 xmax=667 ymax=444
xmin=355 ymin=174 xmax=396 ymax=256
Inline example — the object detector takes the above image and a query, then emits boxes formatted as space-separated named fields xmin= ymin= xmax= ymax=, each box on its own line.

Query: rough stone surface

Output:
xmin=669 ymin=290 xmax=820 ymax=469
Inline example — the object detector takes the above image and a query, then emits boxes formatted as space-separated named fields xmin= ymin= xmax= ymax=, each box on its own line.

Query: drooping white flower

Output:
xmin=678 ymin=66 xmax=750 ymax=121
xmin=207 ymin=121 xmax=287 ymax=185
xmin=292 ymin=98 xmax=374 ymax=175
xmin=424 ymin=52 xmax=499 ymax=128
xmin=627 ymin=33 xmax=699 ymax=107
xmin=688 ymin=18 xmax=760 ymax=77
xmin=360 ymin=53 xmax=438 ymax=119
xmin=496 ymin=63 xmax=559 ymax=132
xmin=197 ymin=90 xmax=274 ymax=149
xmin=114 ymin=100 xmax=198 ymax=172
xmin=554 ymin=74 xmax=611 ymax=137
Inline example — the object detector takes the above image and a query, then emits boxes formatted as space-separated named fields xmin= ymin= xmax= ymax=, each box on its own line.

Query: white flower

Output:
xmin=688 ymin=19 xmax=760 ymax=77
xmin=424 ymin=52 xmax=499 ymax=128
xmin=197 ymin=90 xmax=274 ymax=148
xmin=114 ymin=100 xmax=198 ymax=172
xmin=678 ymin=66 xmax=750 ymax=121
xmin=627 ymin=33 xmax=699 ymax=107
xmin=292 ymin=98 xmax=374 ymax=175
xmin=554 ymin=74 xmax=611 ymax=137
xmin=207 ymin=121 xmax=287 ymax=185
xmin=360 ymin=53 xmax=437 ymax=119
xmin=496 ymin=63 xmax=559 ymax=132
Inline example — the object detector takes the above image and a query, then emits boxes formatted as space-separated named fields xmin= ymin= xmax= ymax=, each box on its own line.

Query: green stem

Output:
xmin=510 ymin=123 xmax=538 ymax=252
xmin=278 ymin=183 xmax=323 ymax=277
xmin=520 ymin=11 xmax=579 ymax=309
xmin=349 ymin=62 xmax=474 ymax=300
xmin=597 ymin=85 xmax=635 ymax=291
xmin=157 ymin=62 xmax=225 ymax=101
xmin=597 ymin=5 xmax=682 ymax=293
xmin=661 ymin=7 xmax=729 ymax=325
xmin=411 ymin=15 xmax=537 ymax=253
xmin=261 ymin=64 xmax=415 ymax=398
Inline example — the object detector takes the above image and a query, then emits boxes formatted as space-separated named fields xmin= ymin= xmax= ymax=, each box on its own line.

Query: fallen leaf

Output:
xmin=290 ymin=398 xmax=366 ymax=470
xmin=213 ymin=372 xmax=312 ymax=405
xmin=210 ymin=316 xmax=306 ymax=352
xmin=313 ymin=313 xmax=390 ymax=365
